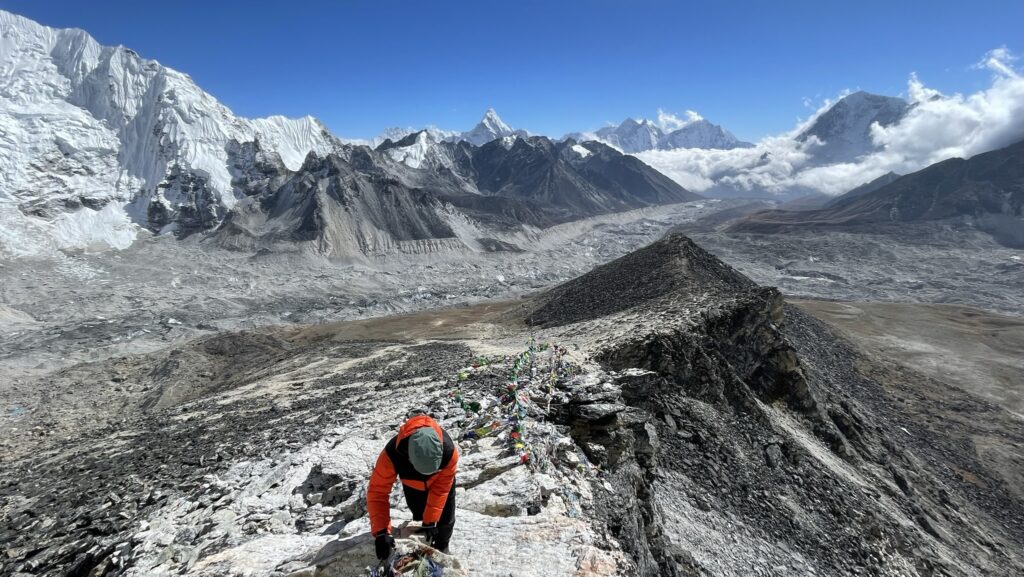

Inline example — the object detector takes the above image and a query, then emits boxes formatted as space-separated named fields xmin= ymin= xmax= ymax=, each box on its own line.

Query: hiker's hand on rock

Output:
xmin=421 ymin=523 xmax=438 ymax=545
xmin=375 ymin=531 xmax=394 ymax=560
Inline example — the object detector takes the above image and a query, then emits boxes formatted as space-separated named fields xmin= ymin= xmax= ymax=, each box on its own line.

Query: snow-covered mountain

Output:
xmin=569 ymin=116 xmax=752 ymax=152
xmin=376 ymin=130 xmax=447 ymax=170
xmin=370 ymin=107 xmax=533 ymax=173
xmin=457 ymin=107 xmax=528 ymax=146
xmin=658 ymin=118 xmax=754 ymax=150
xmin=797 ymin=91 xmax=909 ymax=163
xmin=0 ymin=9 xmax=338 ymax=254
xmin=592 ymin=118 xmax=663 ymax=153
xmin=728 ymin=138 xmax=1024 ymax=242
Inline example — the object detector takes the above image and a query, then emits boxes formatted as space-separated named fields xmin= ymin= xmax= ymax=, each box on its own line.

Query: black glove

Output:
xmin=375 ymin=531 xmax=395 ymax=560
xmin=421 ymin=523 xmax=438 ymax=546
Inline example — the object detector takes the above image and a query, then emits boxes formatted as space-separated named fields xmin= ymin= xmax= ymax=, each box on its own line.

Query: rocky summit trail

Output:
xmin=2 ymin=234 xmax=1023 ymax=577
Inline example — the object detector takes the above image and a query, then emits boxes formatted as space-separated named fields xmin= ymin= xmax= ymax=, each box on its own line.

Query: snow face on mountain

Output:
xmin=0 ymin=10 xmax=336 ymax=253
xmin=570 ymin=115 xmax=752 ymax=153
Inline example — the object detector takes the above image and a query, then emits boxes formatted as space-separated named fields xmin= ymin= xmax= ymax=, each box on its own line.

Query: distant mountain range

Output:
xmin=371 ymin=108 xmax=528 ymax=149
xmin=2 ymin=8 xmax=1021 ymax=257
xmin=566 ymin=117 xmax=753 ymax=153
xmin=727 ymin=139 xmax=1024 ymax=246
xmin=374 ymin=109 xmax=752 ymax=154
xmin=215 ymin=135 xmax=698 ymax=258
xmin=0 ymin=10 xmax=694 ymax=257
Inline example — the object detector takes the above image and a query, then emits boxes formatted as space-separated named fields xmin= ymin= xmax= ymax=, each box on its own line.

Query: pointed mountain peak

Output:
xmin=478 ymin=108 xmax=511 ymax=133
xmin=841 ymin=90 xmax=878 ymax=103
xmin=459 ymin=108 xmax=522 ymax=146
xmin=619 ymin=118 xmax=647 ymax=128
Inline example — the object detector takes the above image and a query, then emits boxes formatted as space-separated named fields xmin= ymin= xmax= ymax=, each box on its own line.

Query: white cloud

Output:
xmin=656 ymin=109 xmax=704 ymax=132
xmin=974 ymin=46 xmax=1019 ymax=78
xmin=637 ymin=48 xmax=1024 ymax=197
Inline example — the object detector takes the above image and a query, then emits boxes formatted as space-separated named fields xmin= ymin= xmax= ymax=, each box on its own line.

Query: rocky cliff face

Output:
xmin=2 ymin=234 xmax=1021 ymax=577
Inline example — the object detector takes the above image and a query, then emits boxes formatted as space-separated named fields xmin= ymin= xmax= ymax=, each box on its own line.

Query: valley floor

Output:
xmin=793 ymin=298 xmax=1024 ymax=510
xmin=793 ymin=299 xmax=1024 ymax=420
xmin=2 ymin=200 xmax=1020 ymax=389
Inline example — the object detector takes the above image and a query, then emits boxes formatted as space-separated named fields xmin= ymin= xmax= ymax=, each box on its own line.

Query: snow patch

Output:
xmin=571 ymin=144 xmax=592 ymax=158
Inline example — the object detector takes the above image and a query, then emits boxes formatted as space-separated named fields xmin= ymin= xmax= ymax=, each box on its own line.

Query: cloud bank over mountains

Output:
xmin=655 ymin=109 xmax=706 ymax=132
xmin=637 ymin=47 xmax=1024 ymax=196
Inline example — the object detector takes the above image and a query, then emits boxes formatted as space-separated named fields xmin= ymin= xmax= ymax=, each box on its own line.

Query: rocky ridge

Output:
xmin=527 ymin=235 xmax=1024 ymax=575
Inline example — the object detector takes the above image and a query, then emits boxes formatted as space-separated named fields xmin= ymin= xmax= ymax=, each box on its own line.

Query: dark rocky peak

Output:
xmin=508 ymin=135 xmax=560 ymax=157
xmin=305 ymin=153 xmax=351 ymax=178
xmin=296 ymin=141 xmax=365 ymax=173
xmin=345 ymin=145 xmax=388 ymax=173
xmin=374 ymin=129 xmax=429 ymax=152
xmin=226 ymin=138 xmax=284 ymax=168
xmin=294 ymin=147 xmax=386 ymax=179
xmin=297 ymin=149 xmax=328 ymax=173
xmin=226 ymin=139 xmax=289 ymax=198
xmin=526 ymin=233 xmax=755 ymax=327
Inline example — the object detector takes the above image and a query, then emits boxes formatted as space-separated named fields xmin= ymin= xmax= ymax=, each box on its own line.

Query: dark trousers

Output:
xmin=402 ymin=478 xmax=456 ymax=550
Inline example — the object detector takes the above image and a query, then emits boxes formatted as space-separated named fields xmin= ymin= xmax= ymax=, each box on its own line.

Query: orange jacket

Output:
xmin=367 ymin=415 xmax=459 ymax=535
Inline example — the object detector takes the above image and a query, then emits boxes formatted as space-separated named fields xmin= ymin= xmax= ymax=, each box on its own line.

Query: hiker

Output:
xmin=367 ymin=414 xmax=460 ymax=560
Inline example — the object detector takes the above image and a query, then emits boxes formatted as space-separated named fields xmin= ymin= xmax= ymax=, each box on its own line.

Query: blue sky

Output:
xmin=3 ymin=0 xmax=1021 ymax=141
